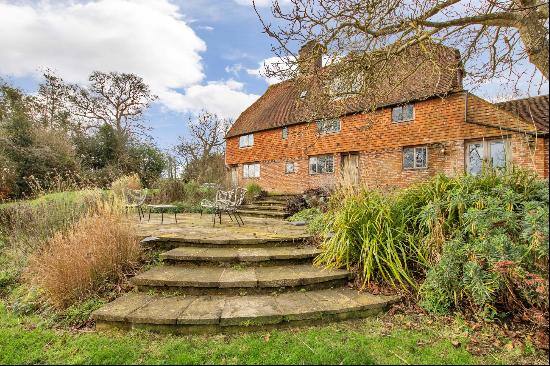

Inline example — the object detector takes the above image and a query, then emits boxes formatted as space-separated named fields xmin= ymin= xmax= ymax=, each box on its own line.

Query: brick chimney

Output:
xmin=298 ymin=41 xmax=324 ymax=75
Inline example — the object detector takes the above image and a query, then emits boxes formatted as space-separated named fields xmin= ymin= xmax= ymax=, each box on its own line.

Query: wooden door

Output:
xmin=341 ymin=153 xmax=360 ymax=186
xmin=231 ymin=166 xmax=239 ymax=187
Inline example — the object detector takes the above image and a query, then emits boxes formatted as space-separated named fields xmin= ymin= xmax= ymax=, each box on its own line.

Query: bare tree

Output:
xmin=33 ymin=71 xmax=71 ymax=131
xmin=67 ymin=71 xmax=157 ymax=139
xmin=255 ymin=0 xmax=549 ymax=97
xmin=175 ymin=111 xmax=232 ymax=182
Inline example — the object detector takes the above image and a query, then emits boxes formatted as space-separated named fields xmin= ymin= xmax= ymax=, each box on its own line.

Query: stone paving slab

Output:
xmin=134 ymin=213 xmax=309 ymax=244
xmin=92 ymin=293 xmax=153 ymax=322
xmin=92 ymin=289 xmax=399 ymax=329
xmin=159 ymin=246 xmax=321 ymax=263
xmin=218 ymin=268 xmax=257 ymax=288
xmin=128 ymin=296 xmax=196 ymax=325
xmin=178 ymin=296 xmax=226 ymax=325
xmin=220 ymin=296 xmax=283 ymax=326
xmin=255 ymin=264 xmax=350 ymax=288
xmin=131 ymin=264 xmax=349 ymax=289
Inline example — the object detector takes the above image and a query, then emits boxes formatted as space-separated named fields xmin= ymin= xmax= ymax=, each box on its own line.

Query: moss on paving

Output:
xmin=1 ymin=302 xmax=545 ymax=365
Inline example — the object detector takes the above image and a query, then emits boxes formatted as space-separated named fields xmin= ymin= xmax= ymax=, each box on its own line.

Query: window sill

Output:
xmin=309 ymin=172 xmax=335 ymax=175
xmin=403 ymin=167 xmax=428 ymax=171
xmin=392 ymin=119 xmax=415 ymax=124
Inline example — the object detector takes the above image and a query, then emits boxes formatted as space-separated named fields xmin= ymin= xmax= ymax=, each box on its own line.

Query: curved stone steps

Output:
xmin=236 ymin=209 xmax=287 ymax=218
xmin=141 ymin=235 xmax=311 ymax=250
xmin=131 ymin=264 xmax=350 ymax=293
xmin=160 ymin=246 xmax=321 ymax=264
xmin=92 ymin=288 xmax=399 ymax=333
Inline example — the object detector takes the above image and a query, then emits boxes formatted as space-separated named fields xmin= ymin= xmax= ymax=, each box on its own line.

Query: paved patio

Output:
xmin=133 ymin=212 xmax=310 ymax=243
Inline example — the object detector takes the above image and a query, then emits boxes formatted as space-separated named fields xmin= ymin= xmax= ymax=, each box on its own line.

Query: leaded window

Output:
xmin=309 ymin=155 xmax=334 ymax=174
xmin=243 ymin=163 xmax=260 ymax=178
xmin=285 ymin=162 xmax=295 ymax=174
xmin=466 ymin=139 xmax=509 ymax=176
xmin=317 ymin=119 xmax=341 ymax=134
xmin=403 ymin=146 xmax=428 ymax=169
xmin=392 ymin=104 xmax=415 ymax=122
xmin=282 ymin=127 xmax=288 ymax=140
xmin=239 ymin=134 xmax=254 ymax=148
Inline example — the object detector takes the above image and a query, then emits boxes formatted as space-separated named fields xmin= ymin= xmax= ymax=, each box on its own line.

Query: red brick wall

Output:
xmin=226 ymin=92 xmax=548 ymax=193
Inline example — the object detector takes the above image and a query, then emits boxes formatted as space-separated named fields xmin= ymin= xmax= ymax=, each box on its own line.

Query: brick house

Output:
xmin=225 ymin=44 xmax=549 ymax=193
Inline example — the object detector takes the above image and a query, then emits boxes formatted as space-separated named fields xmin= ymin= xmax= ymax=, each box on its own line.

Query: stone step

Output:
xmin=92 ymin=288 xmax=399 ymax=334
xmin=141 ymin=235 xmax=312 ymax=250
xmin=236 ymin=209 xmax=287 ymax=218
xmin=240 ymin=204 xmax=287 ymax=211
xmin=160 ymin=246 xmax=321 ymax=264
xmin=251 ymin=199 xmax=289 ymax=206
xmin=131 ymin=264 xmax=350 ymax=294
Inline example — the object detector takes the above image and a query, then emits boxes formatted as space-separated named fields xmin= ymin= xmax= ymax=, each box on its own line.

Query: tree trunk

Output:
xmin=516 ymin=0 xmax=549 ymax=79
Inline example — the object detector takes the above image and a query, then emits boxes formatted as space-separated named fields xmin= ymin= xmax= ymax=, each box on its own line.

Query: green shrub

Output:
xmin=245 ymin=182 xmax=264 ymax=202
xmin=288 ymin=207 xmax=322 ymax=222
xmin=315 ymin=169 xmax=549 ymax=319
xmin=315 ymin=189 xmax=423 ymax=288
xmin=288 ymin=208 xmax=325 ymax=235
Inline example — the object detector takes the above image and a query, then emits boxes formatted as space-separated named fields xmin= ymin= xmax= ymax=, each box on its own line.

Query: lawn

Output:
xmin=0 ymin=302 xmax=545 ymax=365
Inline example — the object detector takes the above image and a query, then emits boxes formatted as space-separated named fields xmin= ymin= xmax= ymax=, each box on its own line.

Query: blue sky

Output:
xmin=0 ymin=0 xmax=281 ymax=150
xmin=0 ymin=0 xmax=548 ymax=151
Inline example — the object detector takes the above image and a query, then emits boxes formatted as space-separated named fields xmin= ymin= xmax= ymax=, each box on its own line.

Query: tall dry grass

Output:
xmin=25 ymin=203 xmax=142 ymax=309
xmin=110 ymin=173 xmax=141 ymax=198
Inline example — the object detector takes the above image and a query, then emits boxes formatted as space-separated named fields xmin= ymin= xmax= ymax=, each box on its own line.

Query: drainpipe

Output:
xmin=464 ymin=91 xmax=468 ymax=123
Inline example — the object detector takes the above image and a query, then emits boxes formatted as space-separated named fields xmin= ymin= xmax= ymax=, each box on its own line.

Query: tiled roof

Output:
xmin=495 ymin=95 xmax=549 ymax=133
xmin=227 ymin=43 xmax=464 ymax=138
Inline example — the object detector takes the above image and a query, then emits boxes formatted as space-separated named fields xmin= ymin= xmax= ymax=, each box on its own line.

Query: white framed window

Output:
xmin=243 ymin=163 xmax=260 ymax=178
xmin=285 ymin=161 xmax=296 ymax=174
xmin=392 ymin=104 xmax=415 ymax=122
xmin=317 ymin=119 xmax=341 ymax=134
xmin=329 ymin=73 xmax=363 ymax=97
xmin=282 ymin=127 xmax=288 ymax=140
xmin=466 ymin=139 xmax=509 ymax=176
xmin=309 ymin=155 xmax=334 ymax=174
xmin=403 ymin=146 xmax=428 ymax=170
xmin=239 ymin=134 xmax=254 ymax=148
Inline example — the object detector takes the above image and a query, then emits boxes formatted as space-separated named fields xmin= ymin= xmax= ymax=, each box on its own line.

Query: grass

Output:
xmin=1 ymin=302 xmax=546 ymax=365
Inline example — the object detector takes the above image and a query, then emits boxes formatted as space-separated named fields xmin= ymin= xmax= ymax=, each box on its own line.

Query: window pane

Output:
xmin=404 ymin=104 xmax=414 ymax=120
xmin=468 ymin=143 xmax=484 ymax=176
xmin=326 ymin=155 xmax=334 ymax=173
xmin=403 ymin=148 xmax=414 ymax=169
xmin=243 ymin=164 xmax=248 ymax=178
xmin=285 ymin=162 xmax=294 ymax=173
xmin=415 ymin=147 xmax=427 ymax=168
xmin=239 ymin=136 xmax=246 ymax=147
xmin=490 ymin=141 xmax=506 ymax=169
xmin=392 ymin=106 xmax=403 ymax=122
xmin=309 ymin=157 xmax=317 ymax=174
xmin=249 ymin=134 xmax=254 ymax=146
xmin=255 ymin=163 xmax=260 ymax=177
xmin=282 ymin=127 xmax=288 ymax=139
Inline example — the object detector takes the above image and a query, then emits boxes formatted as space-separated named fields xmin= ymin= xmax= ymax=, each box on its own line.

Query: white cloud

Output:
xmin=246 ymin=56 xmax=294 ymax=85
xmin=0 ymin=0 xmax=258 ymax=119
xmin=159 ymin=79 xmax=259 ymax=119
xmin=225 ymin=63 xmax=245 ymax=77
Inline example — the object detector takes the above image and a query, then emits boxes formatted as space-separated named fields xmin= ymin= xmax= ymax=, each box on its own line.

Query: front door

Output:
xmin=231 ymin=166 xmax=239 ymax=187
xmin=341 ymin=153 xmax=360 ymax=186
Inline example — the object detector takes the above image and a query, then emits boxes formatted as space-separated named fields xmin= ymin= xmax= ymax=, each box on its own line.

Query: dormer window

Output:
xmin=239 ymin=134 xmax=254 ymax=148
xmin=392 ymin=104 xmax=415 ymax=122
xmin=317 ymin=118 xmax=341 ymax=134
xmin=328 ymin=73 xmax=363 ymax=98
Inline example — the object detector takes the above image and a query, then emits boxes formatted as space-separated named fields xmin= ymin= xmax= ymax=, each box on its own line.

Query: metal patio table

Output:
xmin=147 ymin=204 xmax=178 ymax=224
